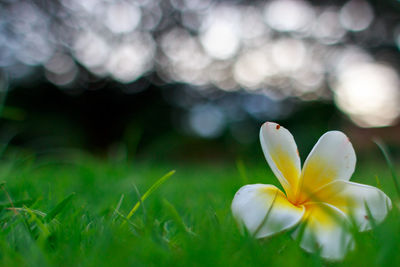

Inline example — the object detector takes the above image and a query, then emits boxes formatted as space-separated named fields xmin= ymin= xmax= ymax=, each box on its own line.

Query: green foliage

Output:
xmin=0 ymin=150 xmax=399 ymax=267
xmin=43 ymin=193 xmax=75 ymax=223
xmin=123 ymin=170 xmax=175 ymax=224
xmin=374 ymin=140 xmax=400 ymax=199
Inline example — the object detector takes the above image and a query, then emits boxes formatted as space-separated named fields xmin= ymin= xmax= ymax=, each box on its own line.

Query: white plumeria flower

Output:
xmin=232 ymin=122 xmax=392 ymax=260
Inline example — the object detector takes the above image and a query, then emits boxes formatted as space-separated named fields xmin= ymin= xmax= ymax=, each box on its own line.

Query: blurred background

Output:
xmin=0 ymin=0 xmax=400 ymax=162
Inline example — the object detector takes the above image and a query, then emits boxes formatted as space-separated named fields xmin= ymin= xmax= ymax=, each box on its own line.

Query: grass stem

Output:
xmin=374 ymin=140 xmax=400 ymax=199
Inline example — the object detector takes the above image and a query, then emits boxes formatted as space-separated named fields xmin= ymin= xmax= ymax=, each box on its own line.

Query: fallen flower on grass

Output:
xmin=232 ymin=122 xmax=392 ymax=260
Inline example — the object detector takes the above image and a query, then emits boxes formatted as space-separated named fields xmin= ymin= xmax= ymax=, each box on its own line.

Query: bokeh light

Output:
xmin=264 ymin=0 xmax=314 ymax=33
xmin=104 ymin=2 xmax=141 ymax=34
xmin=73 ymin=31 xmax=110 ymax=70
xmin=339 ymin=0 xmax=374 ymax=32
xmin=189 ymin=104 xmax=225 ymax=138
xmin=313 ymin=9 xmax=346 ymax=44
xmin=1 ymin=0 xmax=400 ymax=135
xmin=199 ymin=5 xmax=241 ymax=60
xmin=107 ymin=34 xmax=156 ymax=83
xmin=333 ymin=62 xmax=400 ymax=127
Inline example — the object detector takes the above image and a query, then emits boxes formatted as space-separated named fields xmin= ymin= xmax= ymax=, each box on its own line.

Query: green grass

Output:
xmin=0 ymin=149 xmax=399 ymax=267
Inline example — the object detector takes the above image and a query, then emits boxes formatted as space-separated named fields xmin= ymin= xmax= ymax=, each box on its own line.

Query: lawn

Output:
xmin=0 ymin=148 xmax=399 ymax=267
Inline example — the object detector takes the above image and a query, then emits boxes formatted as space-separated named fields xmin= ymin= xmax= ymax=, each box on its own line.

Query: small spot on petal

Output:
xmin=276 ymin=124 xmax=280 ymax=130
xmin=364 ymin=215 xmax=369 ymax=220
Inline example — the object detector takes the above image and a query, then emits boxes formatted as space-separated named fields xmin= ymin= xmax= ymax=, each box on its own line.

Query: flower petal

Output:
xmin=297 ymin=131 xmax=356 ymax=203
xmin=259 ymin=122 xmax=301 ymax=201
xmin=295 ymin=202 xmax=353 ymax=260
xmin=231 ymin=184 xmax=305 ymax=238
xmin=311 ymin=180 xmax=392 ymax=231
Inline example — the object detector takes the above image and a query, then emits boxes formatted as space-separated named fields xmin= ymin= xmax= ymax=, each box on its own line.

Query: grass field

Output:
xmin=0 ymin=148 xmax=399 ymax=267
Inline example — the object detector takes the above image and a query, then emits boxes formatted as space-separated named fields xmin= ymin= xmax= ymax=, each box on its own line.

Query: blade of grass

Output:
xmin=236 ymin=158 xmax=248 ymax=184
xmin=20 ymin=210 xmax=36 ymax=241
xmin=163 ymin=198 xmax=193 ymax=235
xmin=208 ymin=208 xmax=220 ymax=228
xmin=374 ymin=140 xmax=400 ymax=199
xmin=9 ymin=207 xmax=47 ymax=217
xmin=132 ymin=183 xmax=146 ymax=222
xmin=125 ymin=170 xmax=175 ymax=220
xmin=113 ymin=209 xmax=139 ymax=230
xmin=24 ymin=207 xmax=50 ymax=240
xmin=44 ymin=193 xmax=75 ymax=223
xmin=122 ymin=170 xmax=175 ymax=226
xmin=364 ymin=201 xmax=377 ymax=230
xmin=1 ymin=183 xmax=18 ymax=215
xmin=112 ymin=194 xmax=125 ymax=221
xmin=375 ymin=175 xmax=382 ymax=190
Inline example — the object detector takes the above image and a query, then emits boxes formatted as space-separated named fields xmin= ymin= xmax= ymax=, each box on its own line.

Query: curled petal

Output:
xmin=260 ymin=122 xmax=301 ymax=201
xmin=297 ymin=131 xmax=356 ymax=203
xmin=295 ymin=202 xmax=354 ymax=260
xmin=311 ymin=180 xmax=392 ymax=231
xmin=231 ymin=184 xmax=305 ymax=238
